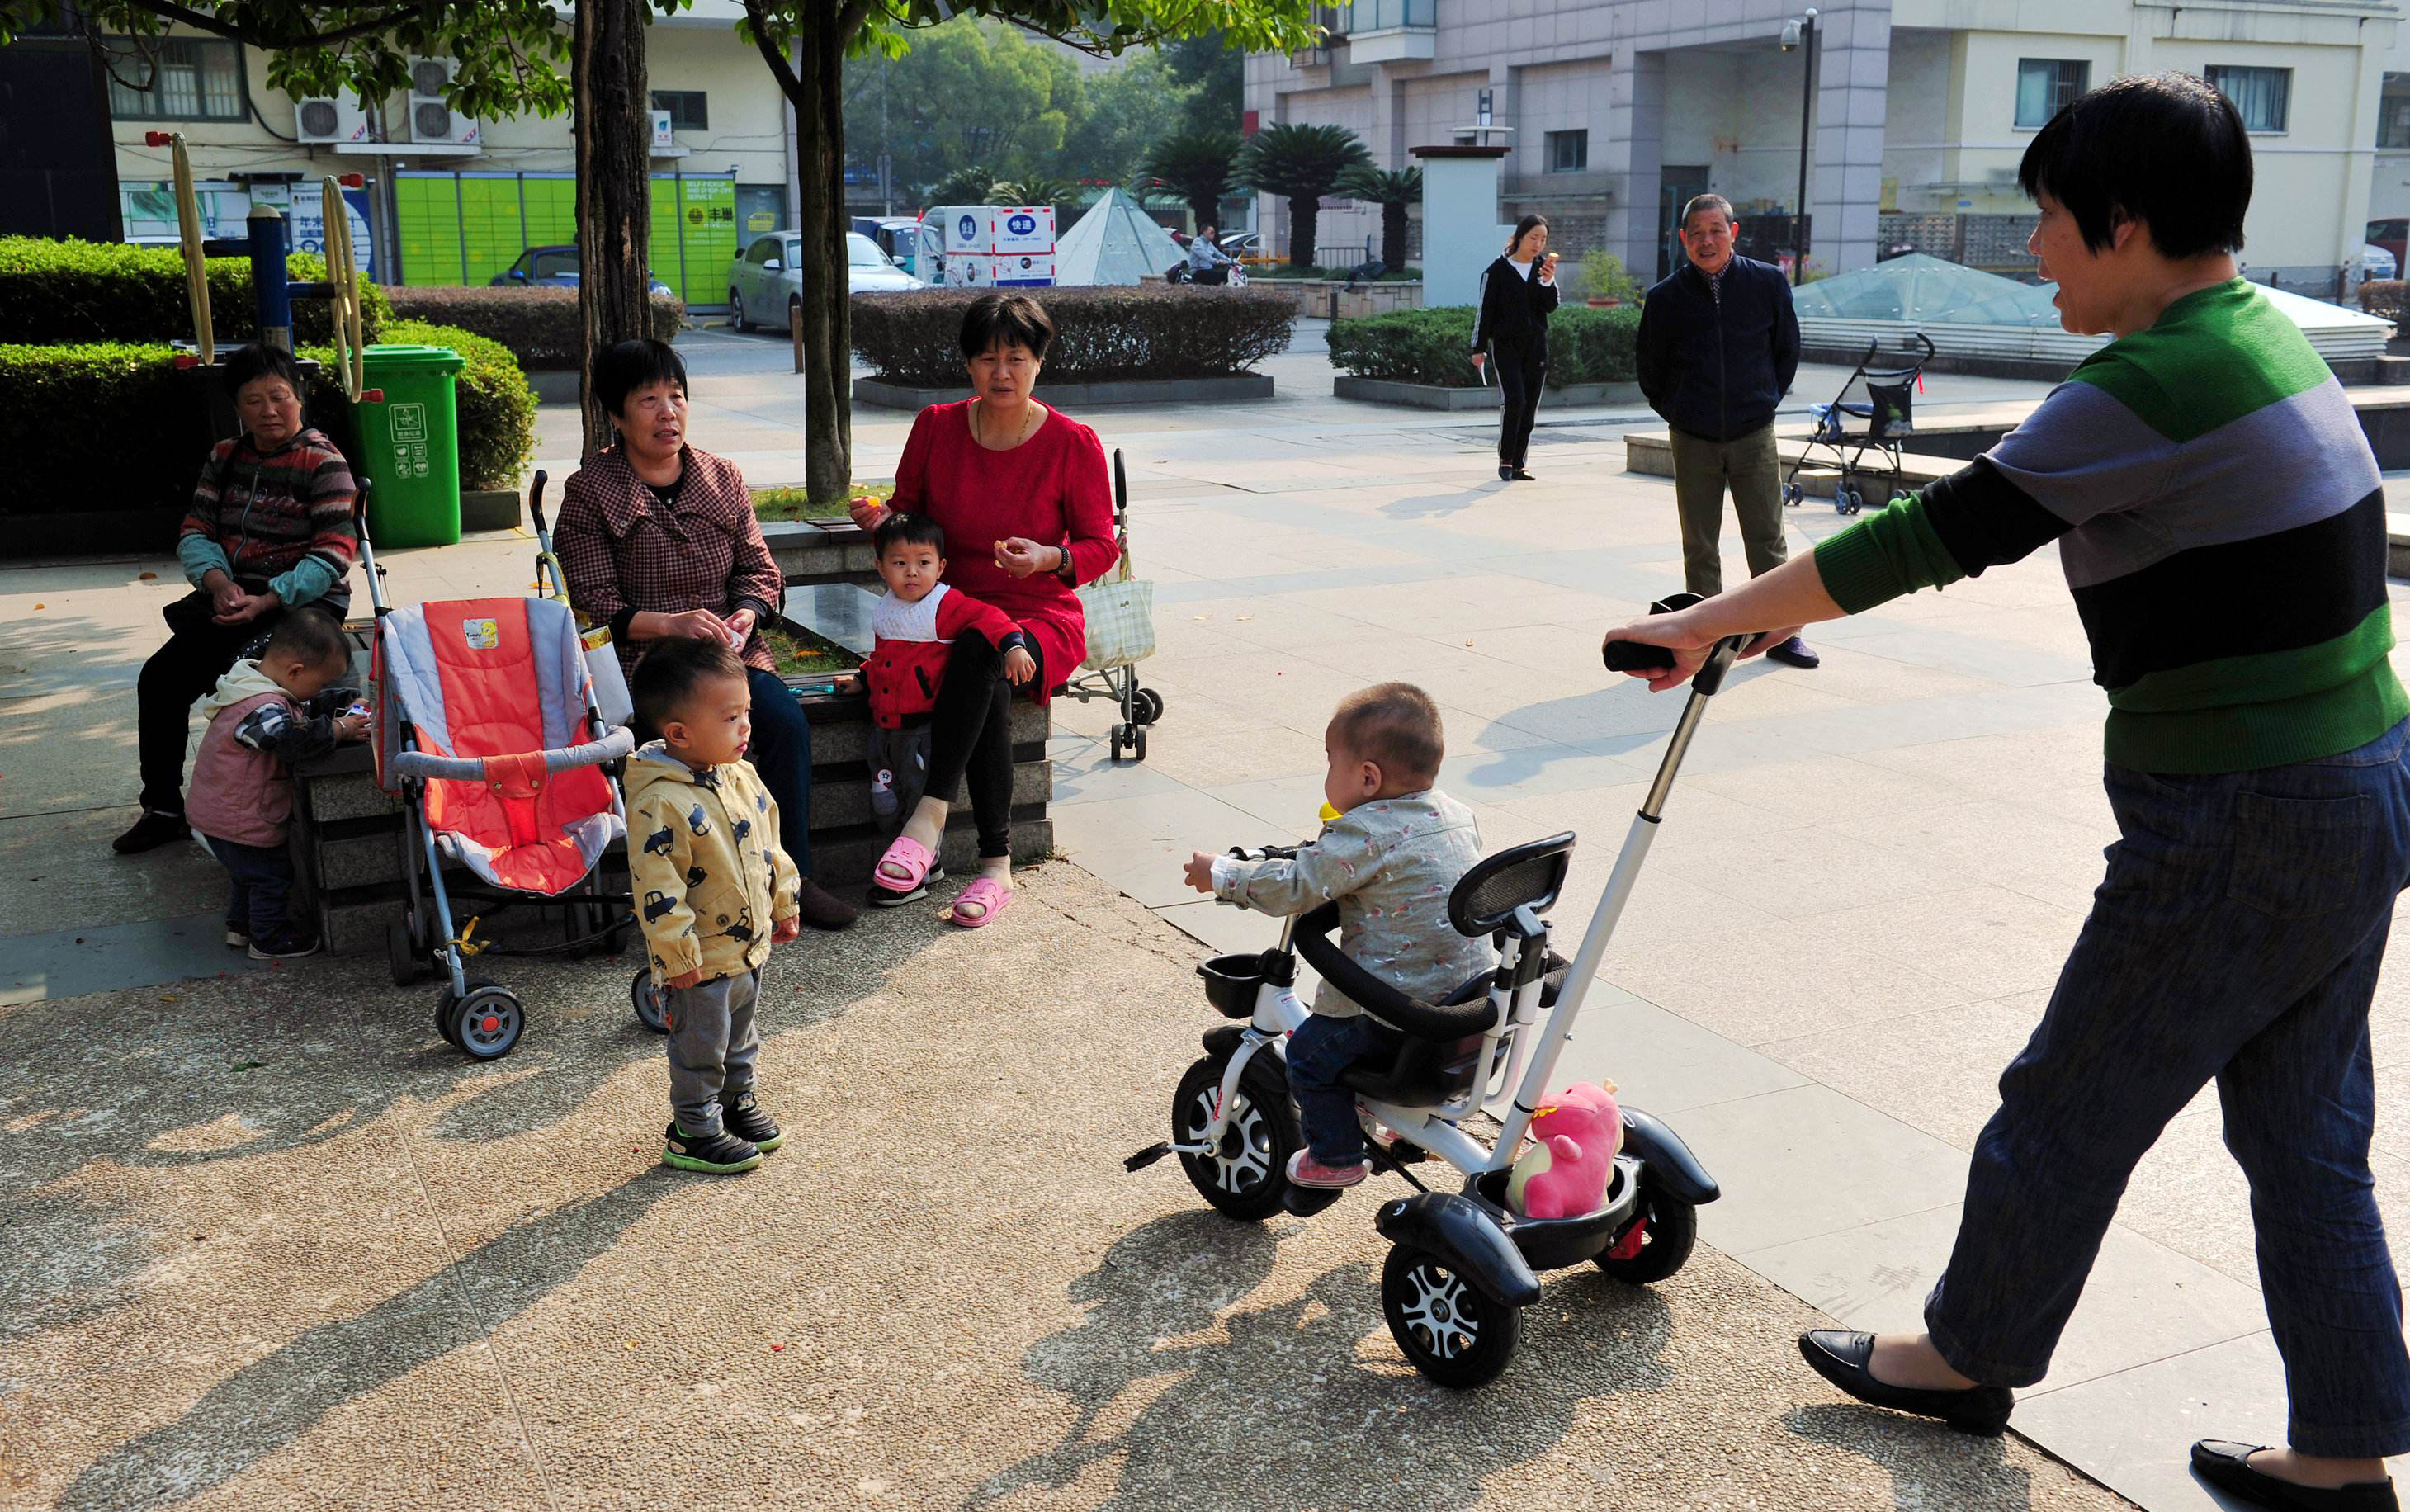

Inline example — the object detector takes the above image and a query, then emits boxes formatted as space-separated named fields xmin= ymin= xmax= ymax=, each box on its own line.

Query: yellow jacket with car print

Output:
xmin=624 ymin=744 xmax=801 ymax=984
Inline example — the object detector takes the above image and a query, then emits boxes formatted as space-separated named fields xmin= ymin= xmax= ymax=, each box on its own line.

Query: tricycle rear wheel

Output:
xmin=1595 ymin=1188 xmax=1698 ymax=1286
xmin=1382 ymin=1244 xmax=1521 ymax=1388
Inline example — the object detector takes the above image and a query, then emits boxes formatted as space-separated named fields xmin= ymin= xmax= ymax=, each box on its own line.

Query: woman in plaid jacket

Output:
xmin=555 ymin=339 xmax=858 ymax=932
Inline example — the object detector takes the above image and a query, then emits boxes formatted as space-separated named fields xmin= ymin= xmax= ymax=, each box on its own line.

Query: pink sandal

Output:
xmin=948 ymin=876 xmax=1013 ymax=928
xmin=872 ymin=834 xmax=937 ymax=900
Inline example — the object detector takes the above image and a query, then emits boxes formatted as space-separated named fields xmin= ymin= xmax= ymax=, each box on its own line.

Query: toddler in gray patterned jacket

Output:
xmin=1183 ymin=682 xmax=1493 ymax=1189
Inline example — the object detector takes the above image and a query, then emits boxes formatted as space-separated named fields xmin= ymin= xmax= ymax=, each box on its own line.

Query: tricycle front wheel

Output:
xmin=1173 ymin=1051 xmax=1297 ymax=1222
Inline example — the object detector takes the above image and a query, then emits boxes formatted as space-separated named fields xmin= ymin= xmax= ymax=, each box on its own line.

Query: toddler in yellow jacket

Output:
xmin=626 ymin=638 xmax=802 ymax=1174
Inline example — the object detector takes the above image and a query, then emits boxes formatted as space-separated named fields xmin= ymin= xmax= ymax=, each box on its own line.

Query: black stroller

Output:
xmin=1780 ymin=331 xmax=1935 ymax=516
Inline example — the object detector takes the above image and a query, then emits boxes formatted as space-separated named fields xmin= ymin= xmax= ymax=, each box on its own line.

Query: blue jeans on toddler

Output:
xmin=1924 ymin=717 xmax=2410 ymax=1457
xmin=203 ymin=834 xmax=302 ymax=946
xmin=1287 ymin=1011 xmax=1404 ymax=1165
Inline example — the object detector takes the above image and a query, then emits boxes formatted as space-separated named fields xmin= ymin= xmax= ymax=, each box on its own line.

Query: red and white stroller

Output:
xmin=363 ymin=507 xmax=635 ymax=1060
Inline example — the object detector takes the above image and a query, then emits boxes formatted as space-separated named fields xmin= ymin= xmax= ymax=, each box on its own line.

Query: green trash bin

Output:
xmin=357 ymin=344 xmax=468 ymax=548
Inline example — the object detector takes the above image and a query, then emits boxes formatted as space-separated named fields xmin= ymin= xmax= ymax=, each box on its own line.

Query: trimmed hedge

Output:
xmin=850 ymin=286 xmax=1297 ymax=386
xmin=1327 ymin=305 xmax=1642 ymax=388
xmin=382 ymin=284 xmax=688 ymax=369
xmin=0 ymin=343 xmax=184 ymax=515
xmin=2360 ymin=279 xmax=2407 ymax=325
xmin=0 ymin=236 xmax=393 ymax=347
xmin=0 ymin=319 xmax=534 ymax=520
xmin=299 ymin=319 xmax=536 ymax=490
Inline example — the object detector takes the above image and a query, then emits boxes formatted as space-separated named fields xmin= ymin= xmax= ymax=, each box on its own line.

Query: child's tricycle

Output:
xmin=1127 ymin=602 xmax=1741 ymax=1387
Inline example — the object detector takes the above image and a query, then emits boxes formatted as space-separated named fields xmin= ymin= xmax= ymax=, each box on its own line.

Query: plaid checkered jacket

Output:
xmin=553 ymin=445 xmax=785 ymax=680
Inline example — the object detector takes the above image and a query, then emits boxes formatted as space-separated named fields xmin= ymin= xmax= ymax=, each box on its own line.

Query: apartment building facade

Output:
xmin=1246 ymin=0 xmax=2401 ymax=291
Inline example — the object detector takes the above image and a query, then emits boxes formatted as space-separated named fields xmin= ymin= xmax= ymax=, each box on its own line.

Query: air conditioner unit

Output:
xmin=295 ymin=96 xmax=371 ymax=146
xmin=406 ymin=57 xmax=480 ymax=147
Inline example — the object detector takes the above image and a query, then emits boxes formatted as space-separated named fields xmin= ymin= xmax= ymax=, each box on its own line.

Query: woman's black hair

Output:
xmin=1505 ymin=214 xmax=1549 ymax=255
xmin=2018 ymin=72 xmax=2250 ymax=258
xmin=595 ymin=338 xmax=688 ymax=420
xmin=223 ymin=342 xmax=306 ymax=399
xmin=873 ymin=511 xmax=947 ymax=557
xmin=957 ymin=292 xmax=1056 ymax=362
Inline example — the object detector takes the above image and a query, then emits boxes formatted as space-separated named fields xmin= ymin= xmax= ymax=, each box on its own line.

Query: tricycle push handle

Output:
xmin=1602 ymin=593 xmax=1747 ymax=695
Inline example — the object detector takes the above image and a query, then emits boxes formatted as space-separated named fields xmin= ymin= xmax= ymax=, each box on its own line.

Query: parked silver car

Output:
xmin=727 ymin=230 xmax=922 ymax=332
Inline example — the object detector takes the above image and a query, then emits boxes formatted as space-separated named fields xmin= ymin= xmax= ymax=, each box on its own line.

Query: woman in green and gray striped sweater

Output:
xmin=1609 ymin=74 xmax=2410 ymax=1511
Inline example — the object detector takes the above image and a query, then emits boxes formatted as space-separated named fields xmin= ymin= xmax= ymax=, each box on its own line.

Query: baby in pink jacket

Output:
xmin=185 ymin=612 xmax=366 ymax=960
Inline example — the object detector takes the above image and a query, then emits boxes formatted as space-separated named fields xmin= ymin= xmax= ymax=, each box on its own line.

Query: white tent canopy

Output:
xmin=1054 ymin=188 xmax=1185 ymax=286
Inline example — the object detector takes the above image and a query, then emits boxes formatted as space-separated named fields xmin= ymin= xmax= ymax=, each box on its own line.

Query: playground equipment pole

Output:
xmin=248 ymin=202 xmax=293 ymax=351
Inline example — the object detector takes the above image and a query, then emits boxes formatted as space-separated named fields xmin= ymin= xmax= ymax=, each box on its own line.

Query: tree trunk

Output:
xmin=573 ymin=0 xmax=653 ymax=461
xmin=1188 ymin=191 xmax=1217 ymax=230
xmin=790 ymin=19 xmax=852 ymax=504
xmin=1381 ymin=202 xmax=1406 ymax=275
xmin=1290 ymin=197 xmax=1318 ymax=269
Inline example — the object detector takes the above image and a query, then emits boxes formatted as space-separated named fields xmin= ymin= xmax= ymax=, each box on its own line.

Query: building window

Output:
xmin=2207 ymin=64 xmax=2290 ymax=133
xmin=104 ymin=37 xmax=244 ymax=122
xmin=1547 ymin=130 xmax=1588 ymax=173
xmin=652 ymin=90 xmax=708 ymax=130
xmin=2013 ymin=59 xmax=2089 ymax=129
xmin=2380 ymin=73 xmax=2410 ymax=149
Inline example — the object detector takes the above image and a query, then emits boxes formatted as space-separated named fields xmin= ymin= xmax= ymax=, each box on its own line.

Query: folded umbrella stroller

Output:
xmin=369 ymin=569 xmax=636 ymax=1060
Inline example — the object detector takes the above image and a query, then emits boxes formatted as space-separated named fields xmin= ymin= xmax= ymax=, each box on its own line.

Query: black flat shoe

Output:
xmin=2192 ymin=1442 xmax=2399 ymax=1511
xmin=1510 ymin=466 xmax=1535 ymax=480
xmin=1498 ymin=464 xmax=1514 ymax=481
xmin=1797 ymin=1330 xmax=2014 ymax=1436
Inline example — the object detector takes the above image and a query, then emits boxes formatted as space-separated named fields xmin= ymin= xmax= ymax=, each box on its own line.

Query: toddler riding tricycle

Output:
xmin=1127 ymin=601 xmax=1742 ymax=1387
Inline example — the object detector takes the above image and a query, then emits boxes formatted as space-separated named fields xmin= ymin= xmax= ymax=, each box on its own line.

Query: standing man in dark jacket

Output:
xmin=1636 ymin=193 xmax=1817 ymax=667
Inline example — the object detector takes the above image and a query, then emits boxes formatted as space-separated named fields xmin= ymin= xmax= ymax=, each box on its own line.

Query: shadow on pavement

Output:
xmin=50 ymin=1172 xmax=678 ymax=1512
xmin=1786 ymin=1402 xmax=2040 ymax=1511
xmin=966 ymin=1208 xmax=1676 ymax=1511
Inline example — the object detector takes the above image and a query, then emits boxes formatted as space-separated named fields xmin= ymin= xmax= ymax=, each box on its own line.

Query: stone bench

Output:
xmin=292 ymin=607 xmax=1052 ymax=955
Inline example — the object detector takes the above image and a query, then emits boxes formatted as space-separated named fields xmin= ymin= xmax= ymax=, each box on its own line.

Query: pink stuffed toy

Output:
xmin=1505 ymin=1080 xmax=1623 ymax=1220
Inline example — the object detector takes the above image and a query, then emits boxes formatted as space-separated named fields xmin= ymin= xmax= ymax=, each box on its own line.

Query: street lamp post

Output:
xmin=1782 ymin=8 xmax=1817 ymax=285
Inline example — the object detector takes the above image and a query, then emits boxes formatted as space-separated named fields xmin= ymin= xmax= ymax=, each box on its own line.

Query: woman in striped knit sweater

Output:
xmin=1610 ymin=76 xmax=2410 ymax=1511
xmin=115 ymin=344 xmax=357 ymax=856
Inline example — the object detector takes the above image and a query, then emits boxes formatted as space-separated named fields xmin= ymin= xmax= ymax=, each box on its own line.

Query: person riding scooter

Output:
xmin=1187 ymin=224 xmax=1236 ymax=286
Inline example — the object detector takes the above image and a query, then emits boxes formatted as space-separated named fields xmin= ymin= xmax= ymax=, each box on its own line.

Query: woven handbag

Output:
xmin=1077 ymin=541 xmax=1156 ymax=670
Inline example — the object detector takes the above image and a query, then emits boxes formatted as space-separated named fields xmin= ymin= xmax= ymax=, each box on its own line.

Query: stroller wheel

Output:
xmin=451 ymin=985 xmax=525 ymax=1061
xmin=1173 ymin=1052 xmax=1299 ymax=1222
xmin=1782 ymin=482 xmax=1803 ymax=508
xmin=386 ymin=916 xmax=425 ymax=986
xmin=1382 ymin=1244 xmax=1523 ymax=1388
xmin=1595 ymin=1188 xmax=1699 ymax=1286
xmin=630 ymin=969 xmax=672 ymax=1035
xmin=1132 ymin=727 xmax=1148 ymax=762
xmin=1109 ymin=725 xmax=1127 ymax=760
xmin=1134 ymin=687 xmax=1164 ymax=725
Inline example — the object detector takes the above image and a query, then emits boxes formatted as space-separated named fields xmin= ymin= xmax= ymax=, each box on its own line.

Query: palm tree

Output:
xmin=1140 ymin=130 xmax=1242 ymax=232
xmin=1233 ymin=121 xmax=1371 ymax=268
xmin=925 ymin=163 xmax=997 ymax=206
xmin=987 ymin=175 xmax=1083 ymax=223
xmin=1335 ymin=164 xmax=1421 ymax=276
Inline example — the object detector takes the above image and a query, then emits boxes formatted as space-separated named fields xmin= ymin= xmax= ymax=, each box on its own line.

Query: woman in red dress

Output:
xmin=849 ymin=293 xmax=1116 ymax=926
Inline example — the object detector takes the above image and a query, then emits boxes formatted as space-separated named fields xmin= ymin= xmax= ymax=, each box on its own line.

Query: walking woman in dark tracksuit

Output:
xmin=1472 ymin=214 xmax=1561 ymax=481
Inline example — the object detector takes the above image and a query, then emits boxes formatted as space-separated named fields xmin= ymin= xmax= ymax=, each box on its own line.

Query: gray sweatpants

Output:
xmin=666 ymin=969 xmax=761 ymax=1137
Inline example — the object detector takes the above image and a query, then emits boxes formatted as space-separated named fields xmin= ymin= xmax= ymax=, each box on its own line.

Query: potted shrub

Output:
xmin=1577 ymin=253 xmax=1642 ymax=308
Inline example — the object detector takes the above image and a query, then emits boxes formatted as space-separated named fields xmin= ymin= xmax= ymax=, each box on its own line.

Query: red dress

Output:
xmin=886 ymin=399 xmax=1118 ymax=697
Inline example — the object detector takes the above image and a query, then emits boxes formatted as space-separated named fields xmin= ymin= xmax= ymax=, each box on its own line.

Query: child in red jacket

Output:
xmin=857 ymin=513 xmax=1027 ymax=828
